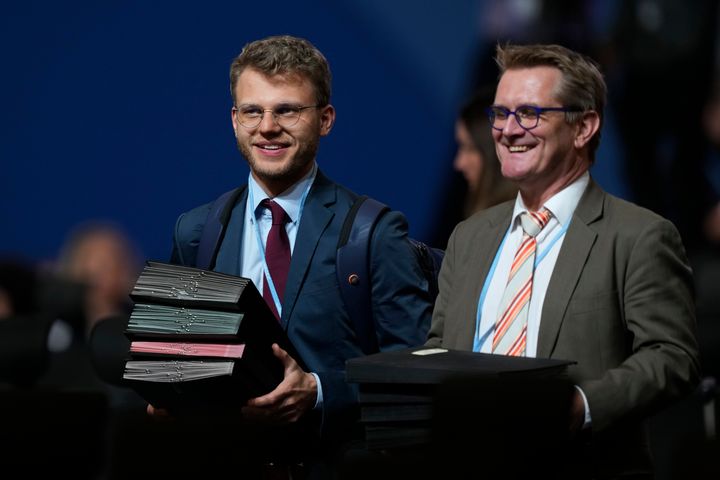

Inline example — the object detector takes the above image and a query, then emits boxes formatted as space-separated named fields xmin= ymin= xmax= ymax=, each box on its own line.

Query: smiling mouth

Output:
xmin=508 ymin=145 xmax=530 ymax=153
xmin=255 ymin=143 xmax=289 ymax=151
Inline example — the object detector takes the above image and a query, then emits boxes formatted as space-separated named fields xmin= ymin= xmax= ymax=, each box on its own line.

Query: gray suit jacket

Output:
xmin=427 ymin=179 xmax=701 ymax=476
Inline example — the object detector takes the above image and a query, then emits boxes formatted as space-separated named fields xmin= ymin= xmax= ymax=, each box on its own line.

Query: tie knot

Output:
xmin=261 ymin=199 xmax=289 ymax=226
xmin=520 ymin=209 xmax=552 ymax=237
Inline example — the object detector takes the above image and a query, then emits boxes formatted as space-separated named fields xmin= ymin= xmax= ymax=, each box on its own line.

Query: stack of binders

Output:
xmin=122 ymin=261 xmax=302 ymax=414
xmin=346 ymin=346 xmax=575 ymax=450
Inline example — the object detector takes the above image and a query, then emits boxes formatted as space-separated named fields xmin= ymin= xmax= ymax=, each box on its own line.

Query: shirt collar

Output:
xmin=248 ymin=162 xmax=318 ymax=224
xmin=510 ymin=171 xmax=590 ymax=229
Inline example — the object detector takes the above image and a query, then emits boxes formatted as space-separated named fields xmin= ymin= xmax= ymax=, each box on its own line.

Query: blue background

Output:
xmin=1 ymin=0 xmax=627 ymax=263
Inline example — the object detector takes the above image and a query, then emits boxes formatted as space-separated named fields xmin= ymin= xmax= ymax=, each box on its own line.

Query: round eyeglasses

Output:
xmin=486 ymin=105 xmax=582 ymax=131
xmin=233 ymin=104 xmax=320 ymax=129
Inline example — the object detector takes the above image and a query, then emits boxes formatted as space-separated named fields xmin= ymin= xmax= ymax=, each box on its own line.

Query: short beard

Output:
xmin=236 ymin=135 xmax=319 ymax=190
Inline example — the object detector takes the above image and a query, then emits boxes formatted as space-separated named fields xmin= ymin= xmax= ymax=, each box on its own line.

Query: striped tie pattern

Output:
xmin=492 ymin=208 xmax=552 ymax=356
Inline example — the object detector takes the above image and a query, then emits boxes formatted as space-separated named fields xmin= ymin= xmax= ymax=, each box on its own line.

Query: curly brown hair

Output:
xmin=230 ymin=35 xmax=332 ymax=107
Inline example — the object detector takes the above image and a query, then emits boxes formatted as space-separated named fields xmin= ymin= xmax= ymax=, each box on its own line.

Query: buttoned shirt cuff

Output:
xmin=574 ymin=385 xmax=592 ymax=429
xmin=310 ymin=372 xmax=323 ymax=410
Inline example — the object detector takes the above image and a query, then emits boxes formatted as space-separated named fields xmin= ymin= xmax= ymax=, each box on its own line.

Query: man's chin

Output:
xmin=253 ymin=163 xmax=290 ymax=179
xmin=247 ymin=155 xmax=292 ymax=177
xmin=500 ymin=161 xmax=533 ymax=183
xmin=249 ymin=159 xmax=315 ymax=193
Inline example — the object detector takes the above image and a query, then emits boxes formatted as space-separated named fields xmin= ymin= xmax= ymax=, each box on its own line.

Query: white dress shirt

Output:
xmin=475 ymin=171 xmax=591 ymax=426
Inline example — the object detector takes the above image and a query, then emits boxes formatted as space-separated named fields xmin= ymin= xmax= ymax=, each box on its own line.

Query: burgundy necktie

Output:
xmin=260 ymin=199 xmax=291 ymax=321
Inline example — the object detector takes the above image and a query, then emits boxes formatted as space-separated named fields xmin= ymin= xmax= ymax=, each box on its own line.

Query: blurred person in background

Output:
xmin=431 ymin=87 xmax=517 ymax=248
xmin=55 ymin=221 xmax=140 ymax=333
xmin=454 ymin=87 xmax=517 ymax=219
xmin=36 ymin=221 xmax=144 ymax=410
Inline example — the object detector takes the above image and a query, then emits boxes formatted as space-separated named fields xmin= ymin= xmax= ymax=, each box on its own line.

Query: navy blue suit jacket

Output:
xmin=169 ymin=170 xmax=433 ymax=436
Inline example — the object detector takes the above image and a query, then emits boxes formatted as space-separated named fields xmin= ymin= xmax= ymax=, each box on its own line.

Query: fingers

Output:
xmin=568 ymin=390 xmax=585 ymax=436
xmin=246 ymin=387 xmax=282 ymax=408
xmin=272 ymin=343 xmax=292 ymax=366
xmin=146 ymin=404 xmax=172 ymax=419
xmin=273 ymin=343 xmax=306 ymax=378
xmin=242 ymin=398 xmax=304 ymax=424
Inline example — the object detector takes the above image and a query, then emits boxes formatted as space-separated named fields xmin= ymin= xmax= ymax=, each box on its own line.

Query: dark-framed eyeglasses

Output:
xmin=486 ymin=105 xmax=583 ymax=131
xmin=232 ymin=104 xmax=320 ymax=129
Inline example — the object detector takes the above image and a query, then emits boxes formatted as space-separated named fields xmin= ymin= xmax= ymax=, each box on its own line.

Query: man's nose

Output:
xmin=258 ymin=110 xmax=281 ymax=132
xmin=502 ymin=113 xmax=525 ymax=135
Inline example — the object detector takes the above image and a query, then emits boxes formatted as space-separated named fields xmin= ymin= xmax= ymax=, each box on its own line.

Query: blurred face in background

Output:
xmin=63 ymin=229 xmax=139 ymax=327
xmin=453 ymin=119 xmax=485 ymax=189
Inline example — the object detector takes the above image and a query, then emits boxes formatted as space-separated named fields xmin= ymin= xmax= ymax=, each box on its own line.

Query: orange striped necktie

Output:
xmin=492 ymin=208 xmax=552 ymax=356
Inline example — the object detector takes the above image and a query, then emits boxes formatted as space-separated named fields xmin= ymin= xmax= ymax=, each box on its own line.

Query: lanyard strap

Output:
xmin=248 ymin=173 xmax=313 ymax=318
xmin=473 ymin=218 xmax=571 ymax=352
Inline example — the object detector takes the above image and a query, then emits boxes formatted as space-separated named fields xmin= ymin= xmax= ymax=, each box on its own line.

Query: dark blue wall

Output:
xmin=1 ymin=0 xmax=625 ymax=263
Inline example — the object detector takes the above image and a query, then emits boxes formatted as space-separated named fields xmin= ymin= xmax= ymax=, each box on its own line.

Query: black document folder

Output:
xmin=130 ymin=261 xmax=260 ymax=312
xmin=363 ymin=422 xmax=432 ymax=450
xmin=346 ymin=346 xmax=575 ymax=451
xmin=360 ymin=403 xmax=434 ymax=422
xmin=346 ymin=346 xmax=574 ymax=385
xmin=123 ymin=341 xmax=284 ymax=412
xmin=122 ymin=261 xmax=303 ymax=414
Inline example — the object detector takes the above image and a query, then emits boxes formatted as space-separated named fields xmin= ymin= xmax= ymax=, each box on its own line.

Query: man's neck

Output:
xmin=254 ymin=177 xmax=294 ymax=198
xmin=252 ymin=165 xmax=314 ymax=198
xmin=519 ymin=160 xmax=589 ymax=211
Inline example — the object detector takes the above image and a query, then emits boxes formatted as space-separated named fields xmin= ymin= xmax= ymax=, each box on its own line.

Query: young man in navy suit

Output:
xmin=162 ymin=35 xmax=433 ymax=477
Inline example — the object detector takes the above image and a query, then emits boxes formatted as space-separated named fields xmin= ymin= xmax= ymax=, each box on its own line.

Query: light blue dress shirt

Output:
xmin=239 ymin=162 xmax=325 ymax=410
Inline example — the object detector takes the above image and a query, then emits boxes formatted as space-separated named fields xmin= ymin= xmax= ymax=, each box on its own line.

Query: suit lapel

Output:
xmin=456 ymin=205 xmax=513 ymax=350
xmin=281 ymin=171 xmax=336 ymax=327
xmin=214 ymin=188 xmax=248 ymax=276
xmin=536 ymin=179 xmax=603 ymax=357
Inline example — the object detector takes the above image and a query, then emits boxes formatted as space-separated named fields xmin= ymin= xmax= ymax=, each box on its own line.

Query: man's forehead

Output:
xmin=238 ymin=68 xmax=309 ymax=87
xmin=234 ymin=68 xmax=314 ymax=101
xmin=494 ymin=67 xmax=561 ymax=104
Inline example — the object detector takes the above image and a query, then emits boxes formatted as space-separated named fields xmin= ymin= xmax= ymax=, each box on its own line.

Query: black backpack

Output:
xmin=196 ymin=188 xmax=444 ymax=355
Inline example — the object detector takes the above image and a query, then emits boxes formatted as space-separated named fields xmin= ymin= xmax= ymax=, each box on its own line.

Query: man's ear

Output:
xmin=574 ymin=110 xmax=600 ymax=150
xmin=231 ymin=107 xmax=240 ymax=138
xmin=319 ymin=104 xmax=336 ymax=136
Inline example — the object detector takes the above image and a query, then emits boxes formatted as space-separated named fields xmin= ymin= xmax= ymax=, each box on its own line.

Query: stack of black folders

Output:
xmin=122 ymin=261 xmax=304 ymax=415
xmin=345 ymin=346 xmax=575 ymax=452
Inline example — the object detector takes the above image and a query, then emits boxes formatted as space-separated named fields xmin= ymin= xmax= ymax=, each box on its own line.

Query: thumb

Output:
xmin=271 ymin=343 xmax=298 ymax=373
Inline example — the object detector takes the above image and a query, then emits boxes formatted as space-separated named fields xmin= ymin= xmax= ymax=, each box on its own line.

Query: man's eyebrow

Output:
xmin=273 ymin=102 xmax=304 ymax=108
xmin=236 ymin=102 xmax=303 ymax=109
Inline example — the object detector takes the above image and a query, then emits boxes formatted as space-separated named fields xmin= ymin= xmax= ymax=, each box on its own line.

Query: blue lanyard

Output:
xmin=248 ymin=174 xmax=313 ymax=318
xmin=472 ymin=218 xmax=571 ymax=352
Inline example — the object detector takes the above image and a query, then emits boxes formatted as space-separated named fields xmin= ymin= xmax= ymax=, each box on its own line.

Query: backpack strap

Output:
xmin=336 ymin=196 xmax=390 ymax=355
xmin=197 ymin=186 xmax=246 ymax=270
xmin=409 ymin=239 xmax=445 ymax=302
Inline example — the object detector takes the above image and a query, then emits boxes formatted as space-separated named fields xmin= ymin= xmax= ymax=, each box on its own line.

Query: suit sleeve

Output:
xmin=314 ymin=209 xmax=434 ymax=439
xmin=425 ymin=223 xmax=459 ymax=348
xmin=581 ymin=218 xmax=701 ymax=432
xmin=168 ymin=203 xmax=212 ymax=267
xmin=368 ymin=210 xmax=434 ymax=349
